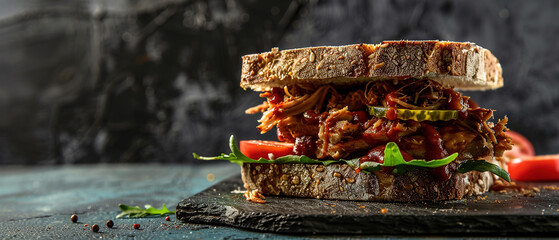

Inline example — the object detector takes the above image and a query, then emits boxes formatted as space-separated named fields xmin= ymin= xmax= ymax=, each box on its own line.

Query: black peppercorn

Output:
xmin=92 ymin=224 xmax=99 ymax=232
xmin=106 ymin=219 xmax=114 ymax=228
xmin=70 ymin=214 xmax=78 ymax=223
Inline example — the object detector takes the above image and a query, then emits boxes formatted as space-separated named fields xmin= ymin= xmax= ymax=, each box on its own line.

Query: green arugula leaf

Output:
xmin=382 ymin=141 xmax=405 ymax=166
xmin=116 ymin=204 xmax=175 ymax=218
xmin=383 ymin=142 xmax=458 ymax=168
xmin=358 ymin=161 xmax=382 ymax=173
xmin=458 ymin=160 xmax=511 ymax=182
xmin=344 ymin=158 xmax=360 ymax=169
xmin=382 ymin=142 xmax=458 ymax=175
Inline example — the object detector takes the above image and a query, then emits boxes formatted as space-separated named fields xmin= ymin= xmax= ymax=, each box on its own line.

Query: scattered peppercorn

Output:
xmin=106 ymin=220 xmax=114 ymax=228
xmin=70 ymin=214 xmax=78 ymax=223
xmin=165 ymin=216 xmax=170 ymax=221
xmin=133 ymin=223 xmax=140 ymax=229
xmin=92 ymin=224 xmax=99 ymax=232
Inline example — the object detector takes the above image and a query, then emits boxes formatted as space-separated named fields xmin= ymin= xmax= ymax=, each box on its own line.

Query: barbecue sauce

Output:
xmin=276 ymin=128 xmax=286 ymax=142
xmin=386 ymin=121 xmax=401 ymax=143
xmin=382 ymin=92 xmax=404 ymax=142
xmin=294 ymin=136 xmax=317 ymax=158
xmin=444 ymin=88 xmax=468 ymax=119
xmin=352 ymin=111 xmax=369 ymax=125
xmin=359 ymin=145 xmax=386 ymax=164
xmin=269 ymin=87 xmax=284 ymax=105
xmin=421 ymin=123 xmax=447 ymax=160
xmin=421 ymin=122 xmax=455 ymax=181
xmin=385 ymin=94 xmax=398 ymax=120
xmin=467 ymin=98 xmax=479 ymax=109
xmin=321 ymin=115 xmax=337 ymax=158
xmin=303 ymin=110 xmax=322 ymax=124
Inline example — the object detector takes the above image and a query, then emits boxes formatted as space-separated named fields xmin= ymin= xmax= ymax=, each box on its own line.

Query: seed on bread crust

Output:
xmin=373 ymin=62 xmax=386 ymax=70
xmin=291 ymin=176 xmax=300 ymax=185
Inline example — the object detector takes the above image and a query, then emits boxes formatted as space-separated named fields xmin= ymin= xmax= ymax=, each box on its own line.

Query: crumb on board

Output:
xmin=244 ymin=189 xmax=266 ymax=203
xmin=543 ymin=185 xmax=559 ymax=191
xmin=490 ymin=180 xmax=542 ymax=196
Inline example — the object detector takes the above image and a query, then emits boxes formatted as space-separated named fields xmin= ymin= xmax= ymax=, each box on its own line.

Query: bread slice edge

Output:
xmin=241 ymin=162 xmax=494 ymax=201
xmin=240 ymin=41 xmax=503 ymax=92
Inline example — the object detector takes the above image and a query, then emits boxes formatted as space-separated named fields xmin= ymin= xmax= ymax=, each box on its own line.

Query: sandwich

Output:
xmin=195 ymin=40 xmax=512 ymax=201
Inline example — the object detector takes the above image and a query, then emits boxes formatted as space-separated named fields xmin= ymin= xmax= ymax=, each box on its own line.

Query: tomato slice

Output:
xmin=508 ymin=155 xmax=559 ymax=181
xmin=240 ymin=140 xmax=294 ymax=160
xmin=504 ymin=130 xmax=535 ymax=158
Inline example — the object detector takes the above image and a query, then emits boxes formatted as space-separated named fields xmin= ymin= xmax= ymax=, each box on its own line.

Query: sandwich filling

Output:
xmin=245 ymin=78 xmax=512 ymax=180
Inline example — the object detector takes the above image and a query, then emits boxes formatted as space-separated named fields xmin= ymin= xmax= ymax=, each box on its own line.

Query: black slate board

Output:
xmin=177 ymin=175 xmax=559 ymax=235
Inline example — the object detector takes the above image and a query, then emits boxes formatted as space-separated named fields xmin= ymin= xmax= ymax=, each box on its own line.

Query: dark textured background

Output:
xmin=0 ymin=0 xmax=558 ymax=164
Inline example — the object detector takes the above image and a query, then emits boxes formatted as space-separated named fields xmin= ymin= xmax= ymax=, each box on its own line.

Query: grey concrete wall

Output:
xmin=0 ymin=0 xmax=557 ymax=164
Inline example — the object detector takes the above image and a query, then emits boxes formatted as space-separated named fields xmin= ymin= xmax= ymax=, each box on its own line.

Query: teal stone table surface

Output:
xmin=1 ymin=163 xmax=556 ymax=239
xmin=0 ymin=163 xmax=276 ymax=239
xmin=0 ymin=163 xmax=398 ymax=239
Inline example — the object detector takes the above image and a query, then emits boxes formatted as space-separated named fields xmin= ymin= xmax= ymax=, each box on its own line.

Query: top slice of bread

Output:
xmin=241 ymin=40 xmax=503 ymax=91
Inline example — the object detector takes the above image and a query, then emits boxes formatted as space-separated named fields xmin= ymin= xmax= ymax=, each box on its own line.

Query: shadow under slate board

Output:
xmin=176 ymin=175 xmax=559 ymax=235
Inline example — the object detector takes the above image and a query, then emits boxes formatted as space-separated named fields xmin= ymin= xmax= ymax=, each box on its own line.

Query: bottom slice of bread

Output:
xmin=242 ymin=163 xmax=494 ymax=201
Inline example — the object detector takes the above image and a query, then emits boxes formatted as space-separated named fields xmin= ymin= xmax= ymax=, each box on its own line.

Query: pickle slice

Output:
xmin=368 ymin=106 xmax=459 ymax=122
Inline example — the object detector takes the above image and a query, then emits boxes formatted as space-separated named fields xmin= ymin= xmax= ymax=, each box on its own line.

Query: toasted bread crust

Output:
xmin=241 ymin=41 xmax=503 ymax=91
xmin=242 ymin=163 xmax=494 ymax=201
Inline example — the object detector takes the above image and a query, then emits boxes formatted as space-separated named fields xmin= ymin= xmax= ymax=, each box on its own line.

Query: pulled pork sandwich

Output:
xmin=196 ymin=40 xmax=512 ymax=201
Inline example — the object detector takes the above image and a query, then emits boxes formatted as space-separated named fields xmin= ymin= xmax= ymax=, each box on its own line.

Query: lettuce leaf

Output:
xmin=458 ymin=160 xmax=511 ymax=182
xmin=194 ymin=135 xmax=457 ymax=171
xmin=193 ymin=135 xmax=509 ymax=182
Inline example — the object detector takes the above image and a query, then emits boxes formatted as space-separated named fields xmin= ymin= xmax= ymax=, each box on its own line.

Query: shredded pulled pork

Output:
xmin=245 ymin=101 xmax=268 ymax=114
xmin=252 ymin=85 xmax=334 ymax=133
xmin=245 ymin=79 xmax=512 ymax=161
